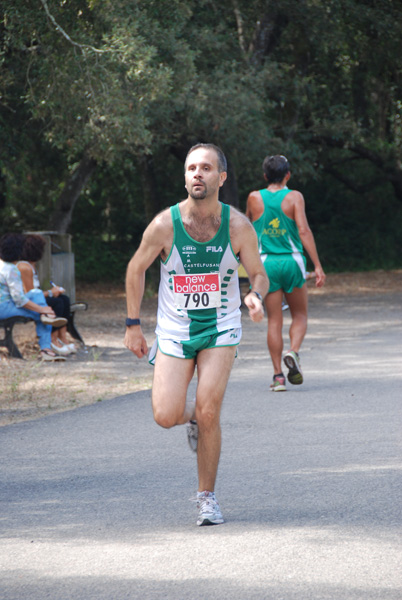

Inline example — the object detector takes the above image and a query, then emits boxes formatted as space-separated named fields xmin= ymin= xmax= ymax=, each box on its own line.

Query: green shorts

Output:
xmin=148 ymin=328 xmax=241 ymax=364
xmin=262 ymin=252 xmax=307 ymax=294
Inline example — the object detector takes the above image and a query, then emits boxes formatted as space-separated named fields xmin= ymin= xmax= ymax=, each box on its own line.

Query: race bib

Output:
xmin=172 ymin=273 xmax=221 ymax=310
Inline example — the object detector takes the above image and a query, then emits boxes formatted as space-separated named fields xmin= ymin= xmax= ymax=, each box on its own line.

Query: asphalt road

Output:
xmin=1 ymin=292 xmax=402 ymax=599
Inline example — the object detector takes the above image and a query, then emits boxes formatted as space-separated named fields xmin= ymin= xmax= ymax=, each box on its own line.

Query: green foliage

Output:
xmin=73 ymin=236 xmax=129 ymax=282
xmin=1 ymin=0 xmax=402 ymax=276
xmin=300 ymin=173 xmax=402 ymax=271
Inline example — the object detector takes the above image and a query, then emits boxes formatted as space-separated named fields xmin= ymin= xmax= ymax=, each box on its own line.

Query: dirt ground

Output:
xmin=1 ymin=269 xmax=401 ymax=427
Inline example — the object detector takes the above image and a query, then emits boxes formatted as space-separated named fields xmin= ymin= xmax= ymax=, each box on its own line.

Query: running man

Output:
xmin=246 ymin=154 xmax=325 ymax=392
xmin=125 ymin=143 xmax=268 ymax=526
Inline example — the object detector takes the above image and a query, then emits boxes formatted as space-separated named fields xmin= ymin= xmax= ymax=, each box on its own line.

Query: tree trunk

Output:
xmin=219 ymin=158 xmax=239 ymax=207
xmin=0 ymin=170 xmax=6 ymax=211
xmin=47 ymin=154 xmax=97 ymax=233
xmin=249 ymin=10 xmax=289 ymax=66
xmin=389 ymin=172 xmax=402 ymax=203
xmin=139 ymin=155 xmax=161 ymax=224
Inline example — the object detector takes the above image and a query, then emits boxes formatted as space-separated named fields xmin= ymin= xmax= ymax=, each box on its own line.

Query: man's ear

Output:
xmin=219 ymin=172 xmax=227 ymax=187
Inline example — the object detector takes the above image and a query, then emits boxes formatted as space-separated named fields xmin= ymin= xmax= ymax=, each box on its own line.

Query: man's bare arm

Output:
xmin=291 ymin=192 xmax=326 ymax=288
xmin=232 ymin=212 xmax=269 ymax=322
xmin=124 ymin=212 xmax=172 ymax=358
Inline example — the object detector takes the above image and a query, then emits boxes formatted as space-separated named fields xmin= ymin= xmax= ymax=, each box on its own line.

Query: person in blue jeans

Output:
xmin=0 ymin=233 xmax=67 ymax=361
xmin=18 ymin=233 xmax=76 ymax=356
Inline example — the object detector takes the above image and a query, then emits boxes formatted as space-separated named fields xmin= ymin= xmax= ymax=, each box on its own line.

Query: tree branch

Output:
xmin=323 ymin=165 xmax=376 ymax=194
xmin=248 ymin=10 xmax=289 ymax=66
xmin=47 ymin=154 xmax=97 ymax=233
xmin=313 ymin=135 xmax=402 ymax=200
xmin=231 ymin=0 xmax=246 ymax=54
xmin=39 ymin=0 xmax=106 ymax=54
xmin=312 ymin=135 xmax=384 ymax=166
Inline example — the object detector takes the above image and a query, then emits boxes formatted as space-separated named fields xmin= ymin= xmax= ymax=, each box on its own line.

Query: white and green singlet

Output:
xmin=150 ymin=202 xmax=242 ymax=361
xmin=251 ymin=188 xmax=307 ymax=293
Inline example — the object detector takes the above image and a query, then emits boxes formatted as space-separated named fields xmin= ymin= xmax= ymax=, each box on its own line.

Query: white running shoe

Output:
xmin=186 ymin=420 xmax=198 ymax=453
xmin=283 ymin=350 xmax=303 ymax=385
xmin=196 ymin=491 xmax=224 ymax=526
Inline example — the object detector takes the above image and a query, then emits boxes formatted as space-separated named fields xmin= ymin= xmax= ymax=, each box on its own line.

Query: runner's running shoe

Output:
xmin=270 ymin=374 xmax=286 ymax=392
xmin=186 ymin=420 xmax=198 ymax=453
xmin=283 ymin=350 xmax=303 ymax=385
xmin=196 ymin=491 xmax=224 ymax=526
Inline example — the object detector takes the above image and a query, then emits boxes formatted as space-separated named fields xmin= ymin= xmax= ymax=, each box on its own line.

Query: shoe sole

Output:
xmin=186 ymin=422 xmax=198 ymax=453
xmin=188 ymin=441 xmax=197 ymax=453
xmin=41 ymin=317 xmax=68 ymax=327
xmin=270 ymin=385 xmax=286 ymax=392
xmin=197 ymin=517 xmax=224 ymax=526
xmin=284 ymin=353 xmax=303 ymax=385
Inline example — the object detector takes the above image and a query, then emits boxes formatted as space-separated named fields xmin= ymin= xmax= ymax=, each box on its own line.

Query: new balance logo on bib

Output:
xmin=173 ymin=273 xmax=221 ymax=309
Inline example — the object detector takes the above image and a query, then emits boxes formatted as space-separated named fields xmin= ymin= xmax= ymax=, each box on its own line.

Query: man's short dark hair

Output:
xmin=185 ymin=143 xmax=227 ymax=173
xmin=262 ymin=155 xmax=290 ymax=184
xmin=0 ymin=233 xmax=25 ymax=263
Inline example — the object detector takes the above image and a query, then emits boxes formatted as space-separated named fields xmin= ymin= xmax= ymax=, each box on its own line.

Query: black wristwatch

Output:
xmin=252 ymin=291 xmax=263 ymax=302
xmin=126 ymin=318 xmax=141 ymax=327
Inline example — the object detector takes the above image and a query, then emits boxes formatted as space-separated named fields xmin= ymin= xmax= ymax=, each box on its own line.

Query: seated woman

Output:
xmin=18 ymin=234 xmax=76 ymax=356
xmin=0 ymin=233 xmax=67 ymax=361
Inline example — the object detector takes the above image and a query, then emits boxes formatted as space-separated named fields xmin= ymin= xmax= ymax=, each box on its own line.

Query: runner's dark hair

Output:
xmin=185 ymin=143 xmax=227 ymax=173
xmin=262 ymin=155 xmax=290 ymax=183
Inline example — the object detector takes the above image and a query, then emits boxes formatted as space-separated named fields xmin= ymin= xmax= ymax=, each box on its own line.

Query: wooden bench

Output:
xmin=0 ymin=302 xmax=88 ymax=359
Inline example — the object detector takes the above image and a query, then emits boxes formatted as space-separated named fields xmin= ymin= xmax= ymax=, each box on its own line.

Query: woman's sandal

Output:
xmin=40 ymin=349 xmax=66 ymax=362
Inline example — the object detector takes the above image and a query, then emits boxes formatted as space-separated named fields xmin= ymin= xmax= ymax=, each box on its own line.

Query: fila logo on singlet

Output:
xmin=206 ymin=246 xmax=223 ymax=252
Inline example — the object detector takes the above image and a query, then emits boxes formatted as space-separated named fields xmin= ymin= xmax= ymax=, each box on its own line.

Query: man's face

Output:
xmin=184 ymin=148 xmax=227 ymax=200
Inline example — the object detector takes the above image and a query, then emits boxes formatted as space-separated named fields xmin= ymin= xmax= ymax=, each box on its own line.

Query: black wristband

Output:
xmin=126 ymin=318 xmax=141 ymax=327
xmin=252 ymin=291 xmax=263 ymax=302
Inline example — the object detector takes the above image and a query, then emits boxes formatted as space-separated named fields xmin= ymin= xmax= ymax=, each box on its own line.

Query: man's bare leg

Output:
xmin=152 ymin=351 xmax=196 ymax=428
xmin=194 ymin=345 xmax=237 ymax=492
xmin=265 ymin=290 xmax=284 ymax=375
xmin=284 ymin=284 xmax=308 ymax=353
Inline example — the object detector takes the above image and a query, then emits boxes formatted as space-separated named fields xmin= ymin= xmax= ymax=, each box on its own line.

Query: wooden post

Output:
xmin=26 ymin=231 xmax=76 ymax=302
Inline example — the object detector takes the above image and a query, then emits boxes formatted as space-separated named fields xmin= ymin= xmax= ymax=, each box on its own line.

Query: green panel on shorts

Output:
xmin=264 ymin=254 xmax=306 ymax=293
